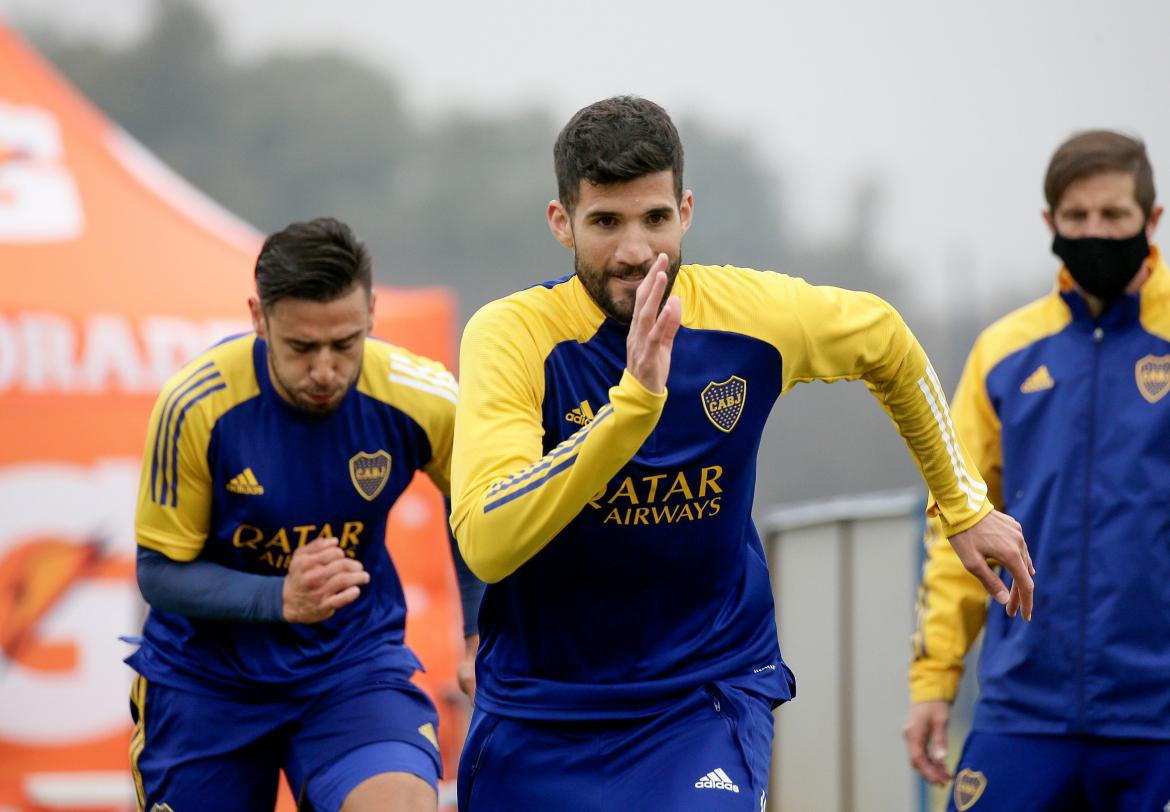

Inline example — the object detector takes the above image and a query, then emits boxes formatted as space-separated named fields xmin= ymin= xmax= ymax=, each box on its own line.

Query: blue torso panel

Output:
xmin=131 ymin=337 xmax=439 ymax=695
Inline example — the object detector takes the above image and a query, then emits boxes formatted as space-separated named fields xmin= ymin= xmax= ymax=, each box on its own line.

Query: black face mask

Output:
xmin=1051 ymin=230 xmax=1150 ymax=301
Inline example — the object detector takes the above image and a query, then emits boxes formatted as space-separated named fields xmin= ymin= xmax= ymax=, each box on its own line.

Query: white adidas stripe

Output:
xmin=389 ymin=374 xmax=458 ymax=404
xmin=390 ymin=370 xmax=458 ymax=398
xmin=921 ymin=374 xmax=987 ymax=510
xmin=714 ymin=768 xmax=733 ymax=783
xmin=391 ymin=361 xmax=457 ymax=389
xmin=390 ymin=357 xmax=458 ymax=393
xmin=919 ymin=367 xmax=987 ymax=509
xmin=924 ymin=364 xmax=987 ymax=502
xmin=917 ymin=365 xmax=985 ymax=511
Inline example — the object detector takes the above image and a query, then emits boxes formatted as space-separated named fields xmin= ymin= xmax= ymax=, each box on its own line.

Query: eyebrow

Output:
xmin=584 ymin=205 xmax=675 ymax=221
xmin=584 ymin=209 xmax=620 ymax=221
xmin=285 ymin=330 xmax=364 ymax=347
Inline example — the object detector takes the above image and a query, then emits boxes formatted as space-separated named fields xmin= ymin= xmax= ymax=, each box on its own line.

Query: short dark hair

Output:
xmin=1044 ymin=130 xmax=1156 ymax=218
xmin=254 ymin=217 xmax=372 ymax=310
xmin=554 ymin=95 xmax=684 ymax=212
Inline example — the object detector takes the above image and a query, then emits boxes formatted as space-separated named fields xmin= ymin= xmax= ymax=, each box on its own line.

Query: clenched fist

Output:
xmin=282 ymin=537 xmax=369 ymax=623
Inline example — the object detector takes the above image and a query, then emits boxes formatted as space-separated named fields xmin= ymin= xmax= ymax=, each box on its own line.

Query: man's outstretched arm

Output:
xmin=772 ymin=278 xmax=1034 ymax=617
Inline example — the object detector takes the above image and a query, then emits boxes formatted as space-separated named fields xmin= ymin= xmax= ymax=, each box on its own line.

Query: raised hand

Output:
xmin=948 ymin=509 xmax=1036 ymax=621
xmin=282 ymin=536 xmax=370 ymax=623
xmin=626 ymin=253 xmax=682 ymax=394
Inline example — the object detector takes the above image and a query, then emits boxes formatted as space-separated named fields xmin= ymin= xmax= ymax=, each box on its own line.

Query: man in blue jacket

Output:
xmin=905 ymin=130 xmax=1170 ymax=810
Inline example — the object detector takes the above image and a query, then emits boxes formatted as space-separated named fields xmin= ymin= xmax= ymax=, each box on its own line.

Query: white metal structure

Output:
xmin=760 ymin=489 xmax=925 ymax=812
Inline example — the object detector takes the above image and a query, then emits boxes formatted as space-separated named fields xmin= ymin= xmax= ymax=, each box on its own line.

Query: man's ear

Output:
xmin=547 ymin=200 xmax=575 ymax=249
xmin=679 ymin=190 xmax=694 ymax=235
xmin=1041 ymin=209 xmax=1055 ymax=236
xmin=1146 ymin=204 xmax=1164 ymax=239
xmin=248 ymin=296 xmax=266 ymax=338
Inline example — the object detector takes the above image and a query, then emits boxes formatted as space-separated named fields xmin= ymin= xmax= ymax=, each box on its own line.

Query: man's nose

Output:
xmin=308 ymin=349 xmax=336 ymax=385
xmin=612 ymin=227 xmax=655 ymax=268
xmin=1082 ymin=213 xmax=1114 ymax=238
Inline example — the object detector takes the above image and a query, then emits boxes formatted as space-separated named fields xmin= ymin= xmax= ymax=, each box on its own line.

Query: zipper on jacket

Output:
xmin=1077 ymin=324 xmax=1104 ymax=731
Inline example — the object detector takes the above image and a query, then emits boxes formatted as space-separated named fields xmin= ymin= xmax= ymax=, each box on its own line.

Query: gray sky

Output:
xmin=3 ymin=0 xmax=1167 ymax=313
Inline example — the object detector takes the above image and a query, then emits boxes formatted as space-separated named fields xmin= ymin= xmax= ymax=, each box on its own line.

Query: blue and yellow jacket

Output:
xmin=453 ymin=264 xmax=991 ymax=720
xmin=912 ymin=246 xmax=1170 ymax=739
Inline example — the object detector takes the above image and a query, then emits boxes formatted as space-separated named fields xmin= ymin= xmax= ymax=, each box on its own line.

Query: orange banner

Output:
xmin=0 ymin=24 xmax=465 ymax=811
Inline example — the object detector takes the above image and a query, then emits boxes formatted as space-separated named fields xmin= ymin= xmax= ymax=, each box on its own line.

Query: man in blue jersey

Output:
xmin=450 ymin=96 xmax=1036 ymax=810
xmin=905 ymin=131 xmax=1170 ymax=810
xmin=126 ymin=217 xmax=482 ymax=812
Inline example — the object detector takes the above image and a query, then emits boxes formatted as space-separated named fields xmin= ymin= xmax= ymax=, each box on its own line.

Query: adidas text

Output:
xmin=695 ymin=769 xmax=740 ymax=793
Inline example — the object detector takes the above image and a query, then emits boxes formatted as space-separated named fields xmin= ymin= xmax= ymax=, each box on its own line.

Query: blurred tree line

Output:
xmin=18 ymin=0 xmax=997 ymax=507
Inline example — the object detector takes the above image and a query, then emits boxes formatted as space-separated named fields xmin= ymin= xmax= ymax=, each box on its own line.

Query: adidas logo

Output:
xmin=695 ymin=767 xmax=740 ymax=793
xmin=564 ymin=400 xmax=596 ymax=426
xmin=1020 ymin=364 xmax=1054 ymax=393
xmin=226 ymin=467 xmax=264 ymax=495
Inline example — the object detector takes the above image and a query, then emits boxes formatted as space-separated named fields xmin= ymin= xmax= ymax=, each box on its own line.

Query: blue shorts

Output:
xmin=948 ymin=731 xmax=1170 ymax=811
xmin=129 ymin=669 xmax=441 ymax=812
xmin=458 ymin=681 xmax=773 ymax=811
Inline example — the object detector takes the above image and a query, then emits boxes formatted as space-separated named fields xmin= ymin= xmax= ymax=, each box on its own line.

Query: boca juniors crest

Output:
xmin=349 ymin=450 xmax=391 ymax=501
xmin=1135 ymin=354 xmax=1170 ymax=404
xmin=701 ymin=376 xmax=747 ymax=433
xmin=953 ymin=768 xmax=987 ymax=810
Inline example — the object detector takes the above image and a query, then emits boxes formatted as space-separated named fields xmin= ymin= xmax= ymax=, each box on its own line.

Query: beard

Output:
xmin=574 ymin=251 xmax=682 ymax=324
xmin=267 ymin=348 xmax=358 ymax=416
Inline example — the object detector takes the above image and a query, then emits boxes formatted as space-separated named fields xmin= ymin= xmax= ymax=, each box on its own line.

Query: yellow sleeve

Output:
xmin=134 ymin=362 xmax=219 ymax=562
xmin=910 ymin=343 xmax=1002 ymax=701
xmin=773 ymin=277 xmax=991 ymax=534
xmin=450 ymin=300 xmax=666 ymax=583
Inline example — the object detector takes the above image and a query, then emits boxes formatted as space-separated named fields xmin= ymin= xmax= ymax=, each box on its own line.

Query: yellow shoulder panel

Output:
xmin=459 ymin=277 xmax=608 ymax=402
xmin=677 ymin=264 xmax=919 ymax=391
xmin=135 ymin=334 xmax=260 ymax=561
xmin=1139 ymin=245 xmax=1170 ymax=342
xmin=968 ymin=291 xmax=1071 ymax=379
xmin=674 ymin=263 xmax=786 ymax=349
xmin=490 ymin=276 xmax=609 ymax=357
xmin=358 ymin=339 xmax=459 ymax=494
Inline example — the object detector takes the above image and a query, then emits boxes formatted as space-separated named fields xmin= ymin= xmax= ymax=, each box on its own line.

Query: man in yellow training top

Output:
xmin=451 ymin=95 xmax=1034 ymax=810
